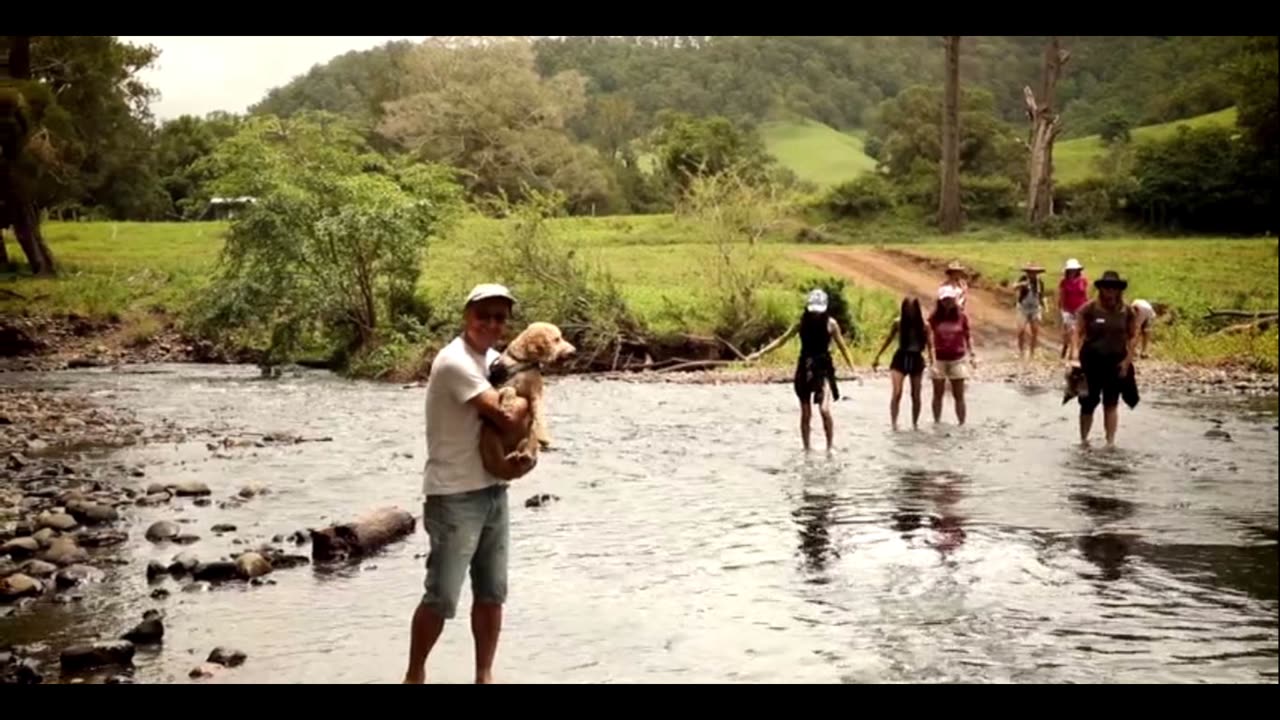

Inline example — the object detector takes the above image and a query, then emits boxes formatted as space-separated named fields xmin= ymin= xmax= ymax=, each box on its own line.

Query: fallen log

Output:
xmin=1213 ymin=317 xmax=1277 ymax=335
xmin=1204 ymin=309 xmax=1279 ymax=320
xmin=310 ymin=507 xmax=415 ymax=562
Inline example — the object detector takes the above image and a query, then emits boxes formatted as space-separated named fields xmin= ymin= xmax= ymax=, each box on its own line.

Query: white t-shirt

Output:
xmin=423 ymin=336 xmax=502 ymax=496
xmin=1132 ymin=299 xmax=1156 ymax=326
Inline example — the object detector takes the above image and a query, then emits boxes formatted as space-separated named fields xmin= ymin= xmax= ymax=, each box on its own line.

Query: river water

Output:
xmin=2 ymin=365 xmax=1277 ymax=683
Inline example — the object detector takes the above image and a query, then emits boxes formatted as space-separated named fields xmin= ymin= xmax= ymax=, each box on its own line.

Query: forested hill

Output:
xmin=252 ymin=36 xmax=1252 ymax=139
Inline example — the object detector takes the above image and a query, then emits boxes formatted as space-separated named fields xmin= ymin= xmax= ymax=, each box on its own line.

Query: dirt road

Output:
xmin=798 ymin=247 xmax=1057 ymax=359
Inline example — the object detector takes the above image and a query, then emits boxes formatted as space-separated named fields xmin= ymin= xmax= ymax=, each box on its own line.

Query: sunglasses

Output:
xmin=473 ymin=310 xmax=509 ymax=324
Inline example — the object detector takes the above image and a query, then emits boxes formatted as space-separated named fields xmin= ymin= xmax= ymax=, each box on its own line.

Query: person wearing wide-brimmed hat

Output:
xmin=1014 ymin=262 xmax=1047 ymax=360
xmin=941 ymin=260 xmax=969 ymax=309
xmin=1057 ymin=258 xmax=1089 ymax=360
xmin=1070 ymin=270 xmax=1140 ymax=448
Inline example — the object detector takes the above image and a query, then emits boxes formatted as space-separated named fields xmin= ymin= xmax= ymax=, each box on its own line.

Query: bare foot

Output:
xmin=476 ymin=671 xmax=495 ymax=684
xmin=404 ymin=672 xmax=425 ymax=684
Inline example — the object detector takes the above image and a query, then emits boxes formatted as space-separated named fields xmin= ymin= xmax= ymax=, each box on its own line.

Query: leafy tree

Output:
xmin=192 ymin=113 xmax=463 ymax=365
xmin=649 ymin=111 xmax=774 ymax=191
xmin=1098 ymin=111 xmax=1132 ymax=145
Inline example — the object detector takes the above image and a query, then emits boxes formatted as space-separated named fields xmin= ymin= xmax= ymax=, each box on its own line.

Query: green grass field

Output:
xmin=760 ymin=120 xmax=876 ymax=187
xmin=909 ymin=236 xmax=1279 ymax=369
xmin=4 ymin=219 xmax=1274 ymax=370
xmin=1056 ymin=107 xmax=1239 ymax=184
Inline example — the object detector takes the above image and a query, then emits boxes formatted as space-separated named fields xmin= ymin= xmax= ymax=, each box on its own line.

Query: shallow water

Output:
xmin=2 ymin=365 xmax=1277 ymax=683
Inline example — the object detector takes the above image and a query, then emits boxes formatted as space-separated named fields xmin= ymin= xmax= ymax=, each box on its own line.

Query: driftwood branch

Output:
xmin=1204 ymin=309 xmax=1279 ymax=319
xmin=1213 ymin=317 xmax=1276 ymax=335
xmin=310 ymin=507 xmax=415 ymax=562
xmin=655 ymin=359 xmax=739 ymax=374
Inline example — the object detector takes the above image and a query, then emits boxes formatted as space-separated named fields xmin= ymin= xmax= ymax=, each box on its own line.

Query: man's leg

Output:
xmin=405 ymin=495 xmax=481 ymax=683
xmin=470 ymin=486 xmax=510 ymax=684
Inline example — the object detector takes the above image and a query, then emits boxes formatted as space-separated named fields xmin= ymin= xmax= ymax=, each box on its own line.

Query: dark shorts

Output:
xmin=421 ymin=484 xmax=509 ymax=619
xmin=890 ymin=349 xmax=926 ymax=376
xmin=1079 ymin=351 xmax=1138 ymax=415
xmin=794 ymin=354 xmax=836 ymax=404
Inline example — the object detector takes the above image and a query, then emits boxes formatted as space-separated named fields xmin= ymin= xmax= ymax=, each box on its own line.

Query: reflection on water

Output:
xmin=1 ymin=365 xmax=1277 ymax=683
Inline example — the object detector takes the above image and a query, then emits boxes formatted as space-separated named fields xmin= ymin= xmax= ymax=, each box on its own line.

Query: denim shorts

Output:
xmin=421 ymin=484 xmax=509 ymax=619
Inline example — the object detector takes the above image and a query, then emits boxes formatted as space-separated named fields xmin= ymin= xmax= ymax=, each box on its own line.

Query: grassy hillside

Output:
xmin=1056 ymin=107 xmax=1239 ymax=184
xmin=760 ymin=120 xmax=877 ymax=187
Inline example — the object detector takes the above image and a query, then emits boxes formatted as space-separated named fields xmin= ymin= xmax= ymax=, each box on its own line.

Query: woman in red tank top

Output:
xmin=1057 ymin=258 xmax=1089 ymax=360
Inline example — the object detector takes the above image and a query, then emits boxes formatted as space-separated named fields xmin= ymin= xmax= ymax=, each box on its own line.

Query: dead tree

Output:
xmin=938 ymin=36 xmax=963 ymax=233
xmin=310 ymin=507 xmax=416 ymax=562
xmin=1024 ymin=36 xmax=1070 ymax=226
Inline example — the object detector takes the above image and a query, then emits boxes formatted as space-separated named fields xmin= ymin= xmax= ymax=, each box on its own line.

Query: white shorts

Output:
xmin=932 ymin=359 xmax=970 ymax=381
xmin=1061 ymin=311 xmax=1078 ymax=330
xmin=1016 ymin=308 xmax=1042 ymax=329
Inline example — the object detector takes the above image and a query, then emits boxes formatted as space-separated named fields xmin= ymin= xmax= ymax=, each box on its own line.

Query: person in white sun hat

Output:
xmin=1057 ymin=258 xmax=1089 ymax=360
xmin=750 ymin=288 xmax=855 ymax=452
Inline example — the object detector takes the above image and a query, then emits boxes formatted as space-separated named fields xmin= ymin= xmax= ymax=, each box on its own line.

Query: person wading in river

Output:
xmin=1014 ymin=263 xmax=1047 ymax=361
xmin=1071 ymin=271 xmax=1140 ymax=448
xmin=1057 ymin=258 xmax=1089 ymax=360
xmin=872 ymin=297 xmax=931 ymax=431
xmin=750 ymin=289 xmax=855 ymax=452
xmin=929 ymin=286 xmax=976 ymax=425
xmin=404 ymin=284 xmax=533 ymax=685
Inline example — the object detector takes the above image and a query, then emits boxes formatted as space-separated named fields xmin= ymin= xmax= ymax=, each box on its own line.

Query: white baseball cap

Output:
xmin=1064 ymin=258 xmax=1083 ymax=271
xmin=806 ymin=289 xmax=829 ymax=313
xmin=464 ymin=283 xmax=516 ymax=308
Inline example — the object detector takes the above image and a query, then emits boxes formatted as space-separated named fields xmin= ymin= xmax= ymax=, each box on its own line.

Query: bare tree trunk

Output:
xmin=938 ymin=36 xmax=963 ymax=234
xmin=1025 ymin=37 xmax=1070 ymax=226
xmin=310 ymin=507 xmax=415 ymax=562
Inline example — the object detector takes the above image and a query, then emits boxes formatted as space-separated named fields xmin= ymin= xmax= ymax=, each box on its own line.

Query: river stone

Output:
xmin=19 ymin=559 xmax=58 ymax=578
xmin=1 ymin=573 xmax=42 ymax=599
xmin=192 ymin=561 xmax=238 ymax=582
xmin=234 ymin=552 xmax=271 ymax=579
xmin=207 ymin=647 xmax=246 ymax=668
xmin=2 ymin=537 xmax=39 ymax=559
xmin=32 ymin=528 xmax=58 ymax=548
xmin=136 ymin=493 xmax=171 ymax=507
xmin=60 ymin=641 xmax=135 ymax=671
xmin=211 ymin=523 xmax=237 ymax=533
xmin=122 ymin=617 xmax=164 ymax=645
xmin=169 ymin=551 xmax=199 ymax=574
xmin=70 ymin=503 xmax=118 ymax=525
xmin=146 ymin=560 xmax=167 ymax=581
xmin=36 ymin=512 xmax=78 ymax=532
xmin=193 ymin=498 xmax=212 ymax=507
xmin=145 ymin=521 xmax=180 ymax=542
xmin=146 ymin=483 xmax=168 ymax=495
xmin=189 ymin=662 xmax=221 ymax=679
xmin=171 ymin=481 xmax=211 ymax=497
xmin=173 ymin=534 xmax=201 ymax=545
xmin=55 ymin=564 xmax=104 ymax=589
xmin=41 ymin=538 xmax=88 ymax=567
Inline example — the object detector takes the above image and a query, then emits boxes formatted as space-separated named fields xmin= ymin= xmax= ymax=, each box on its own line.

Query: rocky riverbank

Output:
xmin=0 ymin=386 xmax=312 ymax=684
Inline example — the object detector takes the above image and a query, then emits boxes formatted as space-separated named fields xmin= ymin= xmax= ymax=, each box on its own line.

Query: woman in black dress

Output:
xmin=750 ymin=289 xmax=855 ymax=451
xmin=872 ymin=297 xmax=931 ymax=430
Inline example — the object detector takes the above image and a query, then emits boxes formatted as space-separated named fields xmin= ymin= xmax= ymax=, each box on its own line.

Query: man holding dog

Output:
xmin=404 ymin=283 xmax=532 ymax=685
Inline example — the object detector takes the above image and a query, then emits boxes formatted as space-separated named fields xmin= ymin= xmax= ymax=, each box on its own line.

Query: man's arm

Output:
xmin=468 ymin=388 xmax=528 ymax=436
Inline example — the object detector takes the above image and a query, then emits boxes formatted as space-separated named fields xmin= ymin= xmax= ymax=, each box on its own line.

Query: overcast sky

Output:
xmin=121 ymin=36 xmax=426 ymax=120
